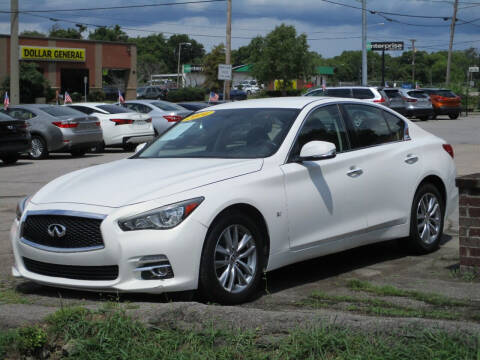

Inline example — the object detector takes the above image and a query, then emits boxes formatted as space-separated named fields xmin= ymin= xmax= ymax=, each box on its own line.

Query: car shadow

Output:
xmin=0 ymin=161 xmax=33 ymax=167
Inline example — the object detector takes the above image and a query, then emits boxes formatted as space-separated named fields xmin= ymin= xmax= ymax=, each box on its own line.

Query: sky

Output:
xmin=0 ymin=0 xmax=479 ymax=58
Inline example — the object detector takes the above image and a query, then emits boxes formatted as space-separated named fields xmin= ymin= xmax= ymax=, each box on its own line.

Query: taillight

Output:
xmin=374 ymin=97 xmax=386 ymax=103
xmin=163 ymin=115 xmax=182 ymax=122
xmin=110 ymin=119 xmax=134 ymax=125
xmin=95 ymin=121 xmax=101 ymax=126
xmin=19 ymin=121 xmax=28 ymax=129
xmin=403 ymin=97 xmax=417 ymax=103
xmin=442 ymin=144 xmax=454 ymax=159
xmin=145 ymin=117 xmax=152 ymax=123
xmin=52 ymin=121 xmax=78 ymax=128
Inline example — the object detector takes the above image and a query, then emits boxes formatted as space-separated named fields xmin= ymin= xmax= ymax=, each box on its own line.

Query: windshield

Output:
xmin=138 ymin=108 xmax=299 ymax=159
xmin=151 ymin=101 xmax=186 ymax=111
xmin=40 ymin=106 xmax=84 ymax=117
xmin=137 ymin=87 xmax=146 ymax=94
xmin=97 ymin=105 xmax=131 ymax=114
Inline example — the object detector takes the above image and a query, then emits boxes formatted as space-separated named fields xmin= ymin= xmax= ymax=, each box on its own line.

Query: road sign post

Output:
xmin=218 ymin=64 xmax=232 ymax=101
xmin=368 ymin=41 xmax=404 ymax=86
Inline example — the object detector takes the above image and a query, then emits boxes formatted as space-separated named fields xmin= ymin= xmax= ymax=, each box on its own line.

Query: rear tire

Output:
xmin=123 ymin=143 xmax=136 ymax=152
xmin=91 ymin=142 xmax=105 ymax=153
xmin=418 ymin=115 xmax=429 ymax=121
xmin=404 ymin=183 xmax=444 ymax=254
xmin=430 ymin=114 xmax=437 ymax=120
xmin=70 ymin=149 xmax=87 ymax=157
xmin=29 ymin=135 xmax=48 ymax=159
xmin=1 ymin=153 xmax=19 ymax=165
xmin=199 ymin=212 xmax=265 ymax=304
xmin=449 ymin=113 xmax=459 ymax=120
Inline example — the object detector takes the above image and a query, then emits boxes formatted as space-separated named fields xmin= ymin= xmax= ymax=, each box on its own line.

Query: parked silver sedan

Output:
xmin=4 ymin=105 xmax=103 ymax=159
xmin=120 ymin=100 xmax=191 ymax=135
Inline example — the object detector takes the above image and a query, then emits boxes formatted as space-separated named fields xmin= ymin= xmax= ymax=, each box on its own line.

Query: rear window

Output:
xmin=97 ymin=105 xmax=131 ymax=114
xmin=407 ymin=91 xmax=428 ymax=99
xmin=40 ymin=106 xmax=84 ymax=117
xmin=151 ymin=101 xmax=185 ymax=111
xmin=435 ymin=90 xmax=456 ymax=98
xmin=305 ymin=89 xmax=325 ymax=97
xmin=352 ymin=88 xmax=375 ymax=99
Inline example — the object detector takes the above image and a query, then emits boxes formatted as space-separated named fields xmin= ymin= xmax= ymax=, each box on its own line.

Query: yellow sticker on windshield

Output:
xmin=182 ymin=110 xmax=215 ymax=122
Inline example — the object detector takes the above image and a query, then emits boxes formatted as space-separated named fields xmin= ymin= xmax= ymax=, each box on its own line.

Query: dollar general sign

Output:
xmin=20 ymin=46 xmax=86 ymax=62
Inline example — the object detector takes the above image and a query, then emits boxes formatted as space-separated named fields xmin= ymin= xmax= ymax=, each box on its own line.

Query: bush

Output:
xmin=16 ymin=326 xmax=47 ymax=356
xmin=70 ymin=92 xmax=83 ymax=102
xmin=88 ymin=90 xmax=106 ymax=102
xmin=255 ymin=89 xmax=302 ymax=98
xmin=166 ymin=87 xmax=206 ymax=102
xmin=1 ymin=62 xmax=49 ymax=103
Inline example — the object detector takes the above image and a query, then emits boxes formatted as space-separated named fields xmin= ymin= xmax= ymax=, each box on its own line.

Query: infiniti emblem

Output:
xmin=47 ymin=224 xmax=66 ymax=238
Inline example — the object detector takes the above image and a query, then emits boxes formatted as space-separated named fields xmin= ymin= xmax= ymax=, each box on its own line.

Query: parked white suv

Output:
xmin=304 ymin=86 xmax=390 ymax=107
xmin=67 ymin=103 xmax=155 ymax=151
xmin=236 ymin=80 xmax=261 ymax=95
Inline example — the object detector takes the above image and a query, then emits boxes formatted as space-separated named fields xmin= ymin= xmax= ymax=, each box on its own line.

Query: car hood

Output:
xmin=31 ymin=158 xmax=264 ymax=208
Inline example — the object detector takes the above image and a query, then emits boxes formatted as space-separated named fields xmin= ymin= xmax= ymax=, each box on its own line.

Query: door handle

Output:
xmin=347 ymin=168 xmax=363 ymax=178
xmin=405 ymin=154 xmax=418 ymax=164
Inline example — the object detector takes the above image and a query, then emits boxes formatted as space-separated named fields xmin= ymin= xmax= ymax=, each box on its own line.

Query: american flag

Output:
xmin=118 ymin=89 xmax=125 ymax=104
xmin=3 ymin=92 xmax=9 ymax=110
xmin=209 ymin=91 xmax=219 ymax=102
xmin=64 ymin=91 xmax=73 ymax=104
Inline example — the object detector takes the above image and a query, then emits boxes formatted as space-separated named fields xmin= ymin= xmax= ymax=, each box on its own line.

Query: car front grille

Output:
xmin=22 ymin=214 xmax=104 ymax=251
xmin=22 ymin=257 xmax=118 ymax=281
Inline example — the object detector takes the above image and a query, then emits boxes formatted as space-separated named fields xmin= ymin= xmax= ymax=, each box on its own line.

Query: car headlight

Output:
xmin=16 ymin=196 xmax=31 ymax=221
xmin=118 ymin=197 xmax=204 ymax=231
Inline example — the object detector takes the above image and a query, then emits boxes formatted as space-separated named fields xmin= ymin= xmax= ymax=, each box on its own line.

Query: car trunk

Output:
xmin=53 ymin=115 xmax=100 ymax=132
xmin=0 ymin=119 xmax=29 ymax=142
xmin=407 ymin=91 xmax=431 ymax=108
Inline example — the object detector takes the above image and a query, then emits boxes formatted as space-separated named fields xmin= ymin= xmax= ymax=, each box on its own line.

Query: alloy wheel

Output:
xmin=214 ymin=224 xmax=257 ymax=293
xmin=416 ymin=193 xmax=441 ymax=245
xmin=30 ymin=137 xmax=44 ymax=159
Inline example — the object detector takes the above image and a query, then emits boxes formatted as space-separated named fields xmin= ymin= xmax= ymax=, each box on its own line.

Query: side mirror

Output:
xmin=135 ymin=143 xmax=147 ymax=153
xmin=298 ymin=141 xmax=336 ymax=161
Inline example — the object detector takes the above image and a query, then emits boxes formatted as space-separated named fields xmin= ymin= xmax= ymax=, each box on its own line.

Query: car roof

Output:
xmin=202 ymin=97 xmax=370 ymax=110
xmin=67 ymin=103 xmax=112 ymax=107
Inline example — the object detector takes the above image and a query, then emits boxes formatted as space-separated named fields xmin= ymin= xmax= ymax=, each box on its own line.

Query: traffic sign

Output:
xmin=369 ymin=41 xmax=404 ymax=51
xmin=469 ymin=66 xmax=479 ymax=73
xmin=218 ymin=64 xmax=232 ymax=81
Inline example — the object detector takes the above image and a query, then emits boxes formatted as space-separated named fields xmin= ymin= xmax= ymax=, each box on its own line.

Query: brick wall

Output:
xmin=456 ymin=173 xmax=480 ymax=271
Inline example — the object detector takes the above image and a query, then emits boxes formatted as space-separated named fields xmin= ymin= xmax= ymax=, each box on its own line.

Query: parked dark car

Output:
xmin=0 ymin=111 xmax=31 ymax=165
xmin=4 ymin=105 xmax=103 ymax=159
xmin=137 ymin=86 xmax=168 ymax=100
xmin=218 ymin=89 xmax=247 ymax=101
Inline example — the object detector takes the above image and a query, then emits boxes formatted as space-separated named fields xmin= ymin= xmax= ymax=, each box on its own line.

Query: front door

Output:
xmin=280 ymin=104 xmax=368 ymax=250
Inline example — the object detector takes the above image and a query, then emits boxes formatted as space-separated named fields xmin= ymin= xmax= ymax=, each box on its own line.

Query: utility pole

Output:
xmin=446 ymin=0 xmax=459 ymax=85
xmin=10 ymin=0 xmax=19 ymax=105
xmin=176 ymin=42 xmax=190 ymax=88
xmin=410 ymin=39 xmax=416 ymax=86
xmin=225 ymin=0 xmax=232 ymax=100
xmin=361 ymin=0 xmax=367 ymax=86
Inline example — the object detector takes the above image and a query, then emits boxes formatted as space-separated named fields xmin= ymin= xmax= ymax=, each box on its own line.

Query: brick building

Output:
xmin=0 ymin=34 xmax=137 ymax=100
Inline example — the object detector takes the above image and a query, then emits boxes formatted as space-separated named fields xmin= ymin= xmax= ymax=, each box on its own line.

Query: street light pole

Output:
xmin=10 ymin=0 xmax=19 ymax=105
xmin=361 ymin=0 xmax=367 ymax=86
xmin=176 ymin=42 xmax=191 ymax=88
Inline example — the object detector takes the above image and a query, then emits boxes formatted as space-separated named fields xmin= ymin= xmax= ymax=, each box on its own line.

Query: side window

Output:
xmin=352 ymin=88 xmax=374 ymax=99
xmin=326 ymin=88 xmax=351 ymax=98
xmin=292 ymin=105 xmax=348 ymax=157
xmin=343 ymin=104 xmax=395 ymax=148
xmin=138 ymin=104 xmax=152 ymax=114
xmin=124 ymin=103 xmax=138 ymax=112
xmin=383 ymin=111 xmax=405 ymax=141
xmin=7 ymin=109 xmax=35 ymax=120
xmin=306 ymin=90 xmax=324 ymax=97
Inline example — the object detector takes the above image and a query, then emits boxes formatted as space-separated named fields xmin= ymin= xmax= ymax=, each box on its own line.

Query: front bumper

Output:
xmin=56 ymin=131 xmax=103 ymax=152
xmin=11 ymin=203 xmax=208 ymax=294
xmin=404 ymin=108 xmax=433 ymax=118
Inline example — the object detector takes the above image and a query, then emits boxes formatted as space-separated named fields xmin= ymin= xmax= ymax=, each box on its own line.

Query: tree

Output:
xmin=1 ymin=63 xmax=51 ymax=103
xmin=203 ymin=43 xmax=225 ymax=91
xmin=232 ymin=36 xmax=264 ymax=66
xmin=132 ymin=34 xmax=170 ymax=84
xmin=20 ymin=30 xmax=45 ymax=37
xmin=165 ymin=34 xmax=205 ymax=73
xmin=49 ymin=24 xmax=86 ymax=39
xmin=88 ymin=25 xmax=128 ymax=42
xmin=250 ymin=24 xmax=316 ymax=90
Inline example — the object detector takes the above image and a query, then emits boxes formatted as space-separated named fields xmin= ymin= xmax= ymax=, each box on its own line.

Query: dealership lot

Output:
xmin=1 ymin=114 xmax=479 ymax=330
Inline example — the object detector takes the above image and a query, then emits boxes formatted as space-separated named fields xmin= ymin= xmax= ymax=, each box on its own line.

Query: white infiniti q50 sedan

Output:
xmin=11 ymin=97 xmax=458 ymax=304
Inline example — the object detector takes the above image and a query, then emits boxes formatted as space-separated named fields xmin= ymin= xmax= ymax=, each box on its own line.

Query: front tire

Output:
xmin=70 ymin=149 xmax=87 ymax=157
xmin=199 ymin=212 xmax=265 ymax=304
xmin=405 ymin=183 xmax=444 ymax=254
xmin=29 ymin=135 xmax=48 ymax=159
xmin=418 ymin=115 xmax=429 ymax=121
xmin=1 ymin=153 xmax=19 ymax=165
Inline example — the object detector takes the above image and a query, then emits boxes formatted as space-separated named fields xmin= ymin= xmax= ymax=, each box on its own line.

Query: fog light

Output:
xmin=134 ymin=255 xmax=174 ymax=280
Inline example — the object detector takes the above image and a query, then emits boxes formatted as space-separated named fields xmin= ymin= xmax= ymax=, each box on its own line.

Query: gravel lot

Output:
xmin=0 ymin=114 xmax=479 ymax=333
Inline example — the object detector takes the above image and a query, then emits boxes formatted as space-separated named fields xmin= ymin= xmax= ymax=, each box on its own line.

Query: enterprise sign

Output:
xmin=368 ymin=41 xmax=404 ymax=51
xmin=20 ymin=46 xmax=86 ymax=62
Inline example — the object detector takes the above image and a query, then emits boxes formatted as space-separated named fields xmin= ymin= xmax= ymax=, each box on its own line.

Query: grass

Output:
xmin=0 ymin=288 xmax=32 ymax=305
xmin=0 ymin=307 xmax=479 ymax=359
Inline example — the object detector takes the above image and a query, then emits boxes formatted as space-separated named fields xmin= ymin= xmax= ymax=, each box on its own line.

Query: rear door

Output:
xmin=325 ymin=88 xmax=352 ymax=98
xmin=340 ymin=103 xmax=423 ymax=230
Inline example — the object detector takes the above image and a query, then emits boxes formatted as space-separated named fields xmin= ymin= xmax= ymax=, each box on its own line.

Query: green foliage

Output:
xmin=17 ymin=326 xmax=47 ymax=355
xmin=166 ymin=87 xmax=205 ymax=102
xmin=70 ymin=92 xmax=83 ymax=102
xmin=49 ymin=24 xmax=86 ymax=39
xmin=88 ymin=25 xmax=128 ymax=42
xmin=20 ymin=30 xmax=46 ymax=37
xmin=1 ymin=62 xmax=50 ymax=103
xmin=250 ymin=24 xmax=316 ymax=89
xmin=165 ymin=34 xmax=206 ymax=73
xmin=203 ymin=43 xmax=226 ymax=91
xmin=260 ymin=89 xmax=303 ymax=97
xmin=0 ymin=288 xmax=31 ymax=304
xmin=232 ymin=36 xmax=264 ymax=66
xmin=88 ymin=90 xmax=106 ymax=102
